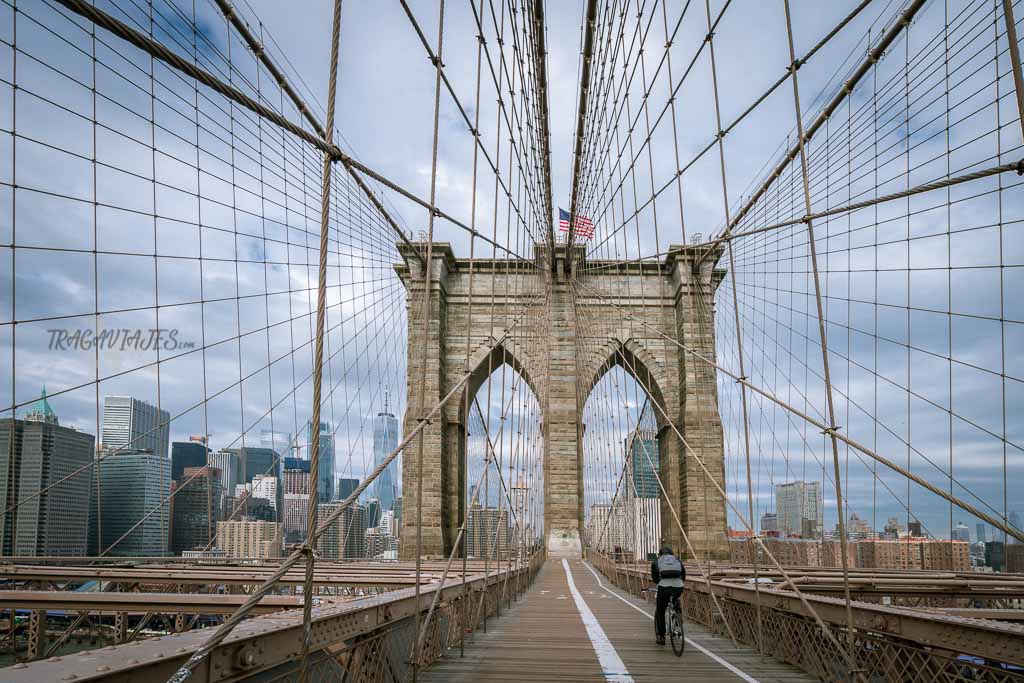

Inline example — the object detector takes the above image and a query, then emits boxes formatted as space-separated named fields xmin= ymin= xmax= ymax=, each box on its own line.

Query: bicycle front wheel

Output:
xmin=668 ymin=609 xmax=685 ymax=656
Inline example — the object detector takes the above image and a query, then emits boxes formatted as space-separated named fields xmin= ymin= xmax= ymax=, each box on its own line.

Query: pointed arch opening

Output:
xmin=580 ymin=340 xmax=674 ymax=562
xmin=458 ymin=342 xmax=544 ymax=559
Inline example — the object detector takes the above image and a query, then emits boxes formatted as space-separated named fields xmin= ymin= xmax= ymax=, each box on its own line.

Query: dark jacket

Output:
xmin=651 ymin=555 xmax=686 ymax=583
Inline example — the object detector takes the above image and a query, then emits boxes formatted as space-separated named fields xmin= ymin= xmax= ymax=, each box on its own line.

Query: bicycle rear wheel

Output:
xmin=668 ymin=608 xmax=685 ymax=656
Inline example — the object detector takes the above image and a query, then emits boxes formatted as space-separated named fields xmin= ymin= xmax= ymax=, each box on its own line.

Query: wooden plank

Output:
xmin=422 ymin=559 xmax=816 ymax=682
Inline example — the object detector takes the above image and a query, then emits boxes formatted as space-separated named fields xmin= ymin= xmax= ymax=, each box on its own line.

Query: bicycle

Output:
xmin=666 ymin=593 xmax=685 ymax=656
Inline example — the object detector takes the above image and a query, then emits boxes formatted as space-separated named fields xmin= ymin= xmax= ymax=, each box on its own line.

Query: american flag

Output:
xmin=558 ymin=208 xmax=595 ymax=239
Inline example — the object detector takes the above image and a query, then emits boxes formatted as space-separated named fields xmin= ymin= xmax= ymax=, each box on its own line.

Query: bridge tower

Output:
xmin=396 ymin=243 xmax=729 ymax=560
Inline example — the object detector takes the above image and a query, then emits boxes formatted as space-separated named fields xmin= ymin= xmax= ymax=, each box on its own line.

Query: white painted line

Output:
xmin=580 ymin=560 xmax=760 ymax=683
xmin=561 ymin=559 xmax=635 ymax=682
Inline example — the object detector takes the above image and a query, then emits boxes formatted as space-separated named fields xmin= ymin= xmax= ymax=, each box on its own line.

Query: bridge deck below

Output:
xmin=422 ymin=559 xmax=813 ymax=682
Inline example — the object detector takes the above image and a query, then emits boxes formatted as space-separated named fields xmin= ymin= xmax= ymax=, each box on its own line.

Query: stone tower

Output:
xmin=395 ymin=242 xmax=728 ymax=561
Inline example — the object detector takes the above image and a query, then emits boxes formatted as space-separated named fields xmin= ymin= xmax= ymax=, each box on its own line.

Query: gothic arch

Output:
xmin=461 ymin=338 xmax=542 ymax=420
xmin=581 ymin=338 xmax=671 ymax=432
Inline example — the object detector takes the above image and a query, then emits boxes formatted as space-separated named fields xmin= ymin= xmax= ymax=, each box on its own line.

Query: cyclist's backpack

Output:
xmin=657 ymin=554 xmax=683 ymax=579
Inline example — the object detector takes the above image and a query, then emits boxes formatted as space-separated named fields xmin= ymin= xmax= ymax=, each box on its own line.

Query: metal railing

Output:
xmin=586 ymin=550 xmax=1024 ymax=682
xmin=4 ymin=553 xmax=543 ymax=682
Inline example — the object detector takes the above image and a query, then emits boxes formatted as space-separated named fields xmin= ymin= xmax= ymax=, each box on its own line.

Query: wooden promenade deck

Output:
xmin=422 ymin=559 xmax=815 ymax=682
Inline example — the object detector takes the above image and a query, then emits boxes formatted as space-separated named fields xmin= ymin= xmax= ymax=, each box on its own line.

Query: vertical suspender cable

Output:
xmin=412 ymin=0 xmax=446 ymax=679
xmin=781 ymin=1 xmax=859 ymax=677
xmin=701 ymin=0 xmax=764 ymax=654
xmin=298 ymin=0 xmax=344 ymax=680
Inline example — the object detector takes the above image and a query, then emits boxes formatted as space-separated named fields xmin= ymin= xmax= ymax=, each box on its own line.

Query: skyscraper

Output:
xmin=977 ymin=523 xmax=987 ymax=544
xmin=284 ymin=457 xmax=310 ymax=472
xmin=366 ymin=498 xmax=382 ymax=530
xmin=317 ymin=502 xmax=366 ymax=559
xmin=306 ymin=421 xmax=335 ymax=503
xmin=0 ymin=391 xmax=95 ymax=557
xmin=101 ymin=396 xmax=169 ymax=458
xmin=337 ymin=477 xmax=359 ymax=501
xmin=283 ymin=466 xmax=310 ymax=495
xmin=217 ymin=520 xmax=282 ymax=558
xmin=170 ymin=466 xmax=222 ymax=555
xmin=775 ymin=481 xmax=823 ymax=538
xmin=952 ymin=521 xmax=971 ymax=543
xmin=251 ymin=474 xmax=279 ymax=518
xmin=625 ymin=428 xmax=659 ymax=498
xmin=95 ymin=450 xmax=171 ymax=556
xmin=260 ymin=429 xmax=292 ymax=463
xmin=283 ymin=493 xmax=309 ymax=544
xmin=466 ymin=505 xmax=511 ymax=559
xmin=373 ymin=398 xmax=399 ymax=511
xmin=226 ymin=447 xmax=277 ymax=485
xmin=171 ymin=442 xmax=208 ymax=482
xmin=208 ymin=450 xmax=241 ymax=501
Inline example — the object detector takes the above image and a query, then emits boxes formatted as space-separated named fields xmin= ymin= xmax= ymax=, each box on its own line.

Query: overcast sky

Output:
xmin=2 ymin=0 xmax=1022 ymax=545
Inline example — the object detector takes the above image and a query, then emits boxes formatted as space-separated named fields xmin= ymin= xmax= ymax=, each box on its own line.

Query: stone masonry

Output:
xmin=395 ymin=242 xmax=728 ymax=561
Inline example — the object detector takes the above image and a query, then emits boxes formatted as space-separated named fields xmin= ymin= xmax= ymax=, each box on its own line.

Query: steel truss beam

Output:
xmin=2 ymin=564 xmax=533 ymax=683
xmin=0 ymin=591 xmax=304 ymax=615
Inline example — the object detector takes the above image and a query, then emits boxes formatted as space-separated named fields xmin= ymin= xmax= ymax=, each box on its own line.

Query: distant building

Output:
xmin=1010 ymin=512 xmax=1022 ymax=543
xmin=170 ymin=466 xmax=222 ymax=555
xmin=393 ymin=496 xmax=403 ymax=534
xmin=101 ymin=396 xmax=169 ymax=459
xmin=860 ymin=538 xmax=971 ymax=571
xmin=378 ymin=509 xmax=397 ymax=536
xmin=222 ymin=494 xmax=238 ymax=521
xmin=284 ymin=467 xmax=310 ymax=495
xmin=259 ymin=429 xmax=292 ymax=468
xmin=373 ymin=405 xmax=398 ymax=511
xmin=181 ymin=547 xmax=225 ymax=561
xmin=95 ymin=449 xmax=171 ymax=556
xmin=231 ymin=494 xmax=275 ymax=523
xmin=306 ymin=421 xmax=335 ymax=504
xmin=171 ymin=442 xmax=208 ymax=483
xmin=1007 ymin=544 xmax=1024 ymax=573
xmin=282 ymin=493 xmax=310 ymax=544
xmin=217 ymin=520 xmax=282 ymax=559
xmin=731 ymin=537 xmax=969 ymax=571
xmin=208 ymin=450 xmax=241 ymax=502
xmin=976 ymin=523 xmax=987 ymax=545
xmin=908 ymin=521 xmax=923 ymax=537
xmin=629 ymin=497 xmax=660 ymax=561
xmin=625 ymin=429 xmax=659 ymax=498
xmin=337 ymin=477 xmax=359 ymax=501
xmin=366 ymin=529 xmax=398 ymax=558
xmin=587 ymin=503 xmax=628 ymax=553
xmin=317 ymin=502 xmax=366 ymax=559
xmin=251 ymin=475 xmax=279 ymax=517
xmin=951 ymin=521 xmax=971 ymax=543
xmin=882 ymin=517 xmax=903 ymax=540
xmin=846 ymin=512 xmax=873 ymax=540
xmin=284 ymin=457 xmax=310 ymax=472
xmin=366 ymin=498 xmax=382 ymax=530
xmin=761 ymin=512 xmax=779 ymax=534
xmin=775 ymin=481 xmax=823 ymax=538
xmin=467 ymin=505 xmax=511 ymax=559
xmin=0 ymin=392 xmax=94 ymax=557
xmin=226 ymin=447 xmax=277 ymax=485
xmin=985 ymin=541 xmax=1005 ymax=571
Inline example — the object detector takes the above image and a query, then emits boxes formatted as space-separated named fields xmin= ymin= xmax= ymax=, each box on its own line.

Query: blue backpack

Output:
xmin=657 ymin=554 xmax=683 ymax=579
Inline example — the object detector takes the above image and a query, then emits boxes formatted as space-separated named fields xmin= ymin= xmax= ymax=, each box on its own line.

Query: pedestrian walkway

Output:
xmin=421 ymin=559 xmax=815 ymax=682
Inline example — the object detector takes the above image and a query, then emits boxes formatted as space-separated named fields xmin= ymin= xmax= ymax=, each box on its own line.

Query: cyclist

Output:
xmin=651 ymin=545 xmax=685 ymax=645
